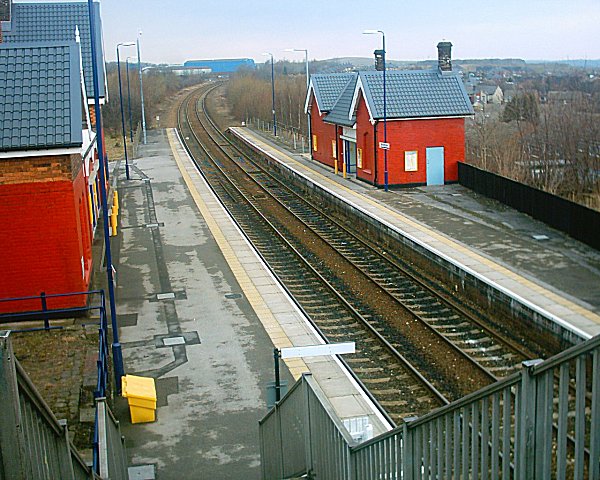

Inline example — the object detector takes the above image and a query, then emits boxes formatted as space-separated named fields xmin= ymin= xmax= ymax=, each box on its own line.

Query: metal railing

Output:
xmin=246 ymin=117 xmax=308 ymax=154
xmin=96 ymin=398 xmax=128 ymax=479
xmin=260 ymin=334 xmax=600 ymax=479
xmin=0 ymin=291 xmax=128 ymax=479
xmin=0 ymin=331 xmax=100 ymax=479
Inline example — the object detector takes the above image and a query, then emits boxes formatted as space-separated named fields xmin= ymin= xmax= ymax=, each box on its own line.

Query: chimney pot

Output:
xmin=437 ymin=41 xmax=453 ymax=72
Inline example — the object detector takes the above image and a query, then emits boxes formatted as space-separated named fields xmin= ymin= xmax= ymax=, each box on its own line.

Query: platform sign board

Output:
xmin=280 ymin=342 xmax=355 ymax=359
xmin=379 ymin=142 xmax=390 ymax=150
xmin=271 ymin=342 xmax=355 ymax=404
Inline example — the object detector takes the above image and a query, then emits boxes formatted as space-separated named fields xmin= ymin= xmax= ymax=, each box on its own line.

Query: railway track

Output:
xmin=177 ymin=85 xmax=448 ymax=422
xmin=174 ymin=83 xmax=594 ymax=469
xmin=176 ymin=84 xmax=516 ymax=410
xmin=177 ymin=83 xmax=539 ymax=424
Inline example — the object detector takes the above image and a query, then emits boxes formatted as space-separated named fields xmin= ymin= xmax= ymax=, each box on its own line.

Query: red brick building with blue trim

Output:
xmin=306 ymin=43 xmax=474 ymax=188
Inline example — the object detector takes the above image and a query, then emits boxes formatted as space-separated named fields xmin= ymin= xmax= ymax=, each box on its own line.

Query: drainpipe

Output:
xmin=373 ymin=121 xmax=378 ymax=187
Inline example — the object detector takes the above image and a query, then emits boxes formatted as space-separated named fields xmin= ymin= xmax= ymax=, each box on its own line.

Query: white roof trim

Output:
xmin=0 ymin=147 xmax=81 ymax=159
xmin=349 ymin=76 xmax=375 ymax=124
xmin=304 ymin=78 xmax=322 ymax=114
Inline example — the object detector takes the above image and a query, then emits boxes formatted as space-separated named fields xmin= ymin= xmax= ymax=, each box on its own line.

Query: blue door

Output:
xmin=344 ymin=140 xmax=356 ymax=174
xmin=426 ymin=147 xmax=445 ymax=186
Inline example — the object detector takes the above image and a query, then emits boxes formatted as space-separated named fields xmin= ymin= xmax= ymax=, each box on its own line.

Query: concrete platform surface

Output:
xmin=230 ymin=127 xmax=600 ymax=339
xmin=113 ymin=129 xmax=388 ymax=479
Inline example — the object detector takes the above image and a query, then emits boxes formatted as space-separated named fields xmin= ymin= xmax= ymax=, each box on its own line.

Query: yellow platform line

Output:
xmin=235 ymin=128 xmax=600 ymax=327
xmin=166 ymin=129 xmax=307 ymax=379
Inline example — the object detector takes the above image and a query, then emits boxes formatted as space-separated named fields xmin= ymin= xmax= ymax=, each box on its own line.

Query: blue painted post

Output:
xmin=41 ymin=291 xmax=49 ymax=330
xmin=274 ymin=348 xmax=281 ymax=402
xmin=382 ymin=33 xmax=388 ymax=192
xmin=87 ymin=0 xmax=124 ymax=393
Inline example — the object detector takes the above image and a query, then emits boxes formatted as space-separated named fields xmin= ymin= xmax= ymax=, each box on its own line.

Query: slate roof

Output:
xmin=309 ymin=73 xmax=357 ymax=112
xmin=323 ymin=73 xmax=358 ymax=127
xmin=0 ymin=42 xmax=83 ymax=151
xmin=357 ymin=70 xmax=474 ymax=120
xmin=3 ymin=2 xmax=105 ymax=98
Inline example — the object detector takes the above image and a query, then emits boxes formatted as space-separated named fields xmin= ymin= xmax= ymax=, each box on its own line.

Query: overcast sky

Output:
xmin=20 ymin=0 xmax=600 ymax=64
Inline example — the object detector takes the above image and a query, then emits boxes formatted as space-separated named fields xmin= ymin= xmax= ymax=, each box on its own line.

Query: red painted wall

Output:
xmin=309 ymin=97 xmax=337 ymax=168
xmin=0 ymin=168 xmax=93 ymax=313
xmin=355 ymin=96 xmax=376 ymax=184
xmin=354 ymin=92 xmax=466 ymax=187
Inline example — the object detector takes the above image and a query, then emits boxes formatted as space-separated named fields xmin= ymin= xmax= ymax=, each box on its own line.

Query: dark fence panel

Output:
xmin=458 ymin=163 xmax=600 ymax=250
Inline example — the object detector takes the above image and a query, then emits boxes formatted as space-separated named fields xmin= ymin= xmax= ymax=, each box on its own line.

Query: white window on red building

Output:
xmin=405 ymin=151 xmax=418 ymax=172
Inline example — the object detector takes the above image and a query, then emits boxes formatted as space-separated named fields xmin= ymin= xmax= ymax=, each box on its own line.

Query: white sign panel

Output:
xmin=379 ymin=142 xmax=390 ymax=150
xmin=280 ymin=342 xmax=355 ymax=359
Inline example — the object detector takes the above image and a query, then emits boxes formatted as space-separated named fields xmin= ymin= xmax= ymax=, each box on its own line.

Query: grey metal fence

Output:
xmin=96 ymin=398 xmax=128 ymax=479
xmin=247 ymin=117 xmax=308 ymax=154
xmin=0 ymin=331 xmax=127 ymax=480
xmin=260 ymin=333 xmax=600 ymax=479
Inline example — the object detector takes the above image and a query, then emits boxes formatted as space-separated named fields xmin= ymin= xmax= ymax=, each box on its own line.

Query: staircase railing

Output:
xmin=260 ymin=333 xmax=600 ymax=479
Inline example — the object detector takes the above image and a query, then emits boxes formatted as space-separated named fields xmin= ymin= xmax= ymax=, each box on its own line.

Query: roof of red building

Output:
xmin=3 ymin=2 xmax=105 ymax=99
xmin=306 ymin=73 xmax=357 ymax=114
xmin=0 ymin=42 xmax=84 ymax=151
xmin=353 ymin=69 xmax=474 ymax=121
xmin=323 ymin=73 xmax=358 ymax=127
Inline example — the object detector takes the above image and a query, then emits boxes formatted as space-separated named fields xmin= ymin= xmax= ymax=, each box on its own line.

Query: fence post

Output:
xmin=41 ymin=291 xmax=50 ymax=329
xmin=0 ymin=331 xmax=29 ymax=479
xmin=402 ymin=417 xmax=418 ymax=480
xmin=516 ymin=359 xmax=542 ymax=480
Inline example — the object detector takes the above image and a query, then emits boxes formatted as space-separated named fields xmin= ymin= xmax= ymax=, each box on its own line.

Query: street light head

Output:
xmin=261 ymin=52 xmax=273 ymax=57
xmin=118 ymin=42 xmax=136 ymax=48
xmin=363 ymin=29 xmax=384 ymax=35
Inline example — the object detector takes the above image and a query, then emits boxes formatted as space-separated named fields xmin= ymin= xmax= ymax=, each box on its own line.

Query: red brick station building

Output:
xmin=0 ymin=1 xmax=108 ymax=312
xmin=306 ymin=42 xmax=474 ymax=187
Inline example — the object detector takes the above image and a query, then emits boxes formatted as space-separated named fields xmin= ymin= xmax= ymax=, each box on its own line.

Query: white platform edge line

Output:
xmin=230 ymin=127 xmax=592 ymax=341
xmin=172 ymin=128 xmax=394 ymax=431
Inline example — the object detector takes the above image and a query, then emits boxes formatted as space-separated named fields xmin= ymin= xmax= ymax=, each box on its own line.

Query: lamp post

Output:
xmin=363 ymin=30 xmax=388 ymax=191
xmin=285 ymin=48 xmax=310 ymax=154
xmin=137 ymin=31 xmax=147 ymax=145
xmin=116 ymin=42 xmax=135 ymax=180
xmin=126 ymin=56 xmax=137 ymax=142
xmin=87 ymin=0 xmax=124 ymax=392
xmin=262 ymin=52 xmax=277 ymax=137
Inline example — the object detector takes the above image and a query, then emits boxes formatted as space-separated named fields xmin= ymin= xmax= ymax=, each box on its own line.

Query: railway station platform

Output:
xmin=112 ymin=129 xmax=389 ymax=479
xmin=229 ymin=127 xmax=600 ymax=341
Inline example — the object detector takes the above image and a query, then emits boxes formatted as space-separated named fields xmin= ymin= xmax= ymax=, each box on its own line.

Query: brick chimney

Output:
xmin=0 ymin=0 xmax=11 ymax=43
xmin=437 ymin=41 xmax=453 ymax=72
xmin=374 ymin=49 xmax=385 ymax=71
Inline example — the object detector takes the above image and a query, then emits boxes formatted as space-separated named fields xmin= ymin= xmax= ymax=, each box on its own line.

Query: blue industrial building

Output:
xmin=183 ymin=58 xmax=255 ymax=74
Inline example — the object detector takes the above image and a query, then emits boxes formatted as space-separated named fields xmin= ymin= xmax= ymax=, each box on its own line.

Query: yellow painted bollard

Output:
xmin=110 ymin=191 xmax=119 ymax=236
xmin=342 ymin=160 xmax=347 ymax=179
xmin=112 ymin=190 xmax=119 ymax=213
xmin=110 ymin=210 xmax=118 ymax=236
xmin=334 ymin=158 xmax=338 ymax=175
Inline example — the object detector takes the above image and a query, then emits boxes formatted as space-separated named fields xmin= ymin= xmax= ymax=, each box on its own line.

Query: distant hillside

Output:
xmin=312 ymin=57 xmax=599 ymax=75
xmin=527 ymin=59 xmax=600 ymax=68
xmin=323 ymin=57 xmax=529 ymax=71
